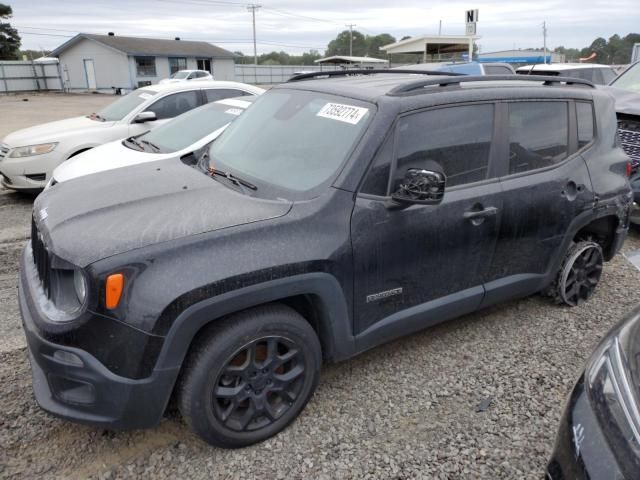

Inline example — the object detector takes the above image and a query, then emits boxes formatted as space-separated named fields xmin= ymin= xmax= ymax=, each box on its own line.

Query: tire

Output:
xmin=177 ymin=303 xmax=322 ymax=448
xmin=546 ymin=240 xmax=604 ymax=307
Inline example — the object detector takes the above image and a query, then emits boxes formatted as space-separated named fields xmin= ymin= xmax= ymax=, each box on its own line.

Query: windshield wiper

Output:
xmin=140 ymin=139 xmax=161 ymax=152
xmin=207 ymin=166 xmax=257 ymax=191
xmin=88 ymin=112 xmax=106 ymax=122
xmin=124 ymin=136 xmax=145 ymax=151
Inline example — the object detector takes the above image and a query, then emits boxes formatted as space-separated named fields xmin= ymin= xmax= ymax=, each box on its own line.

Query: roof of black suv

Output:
xmin=280 ymin=70 xmax=596 ymax=104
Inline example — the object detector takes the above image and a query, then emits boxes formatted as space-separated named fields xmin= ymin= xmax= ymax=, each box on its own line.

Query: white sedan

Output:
xmin=0 ymin=81 xmax=263 ymax=192
xmin=159 ymin=70 xmax=214 ymax=84
xmin=47 ymin=97 xmax=255 ymax=188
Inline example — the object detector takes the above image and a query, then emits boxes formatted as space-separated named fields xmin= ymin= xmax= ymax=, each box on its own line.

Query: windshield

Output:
xmin=136 ymin=102 xmax=247 ymax=153
xmin=96 ymin=89 xmax=155 ymax=121
xmin=611 ymin=62 xmax=640 ymax=93
xmin=170 ymin=71 xmax=190 ymax=79
xmin=208 ymin=90 xmax=373 ymax=197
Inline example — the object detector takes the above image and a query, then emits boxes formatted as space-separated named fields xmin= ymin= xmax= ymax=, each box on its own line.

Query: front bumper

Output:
xmin=0 ymin=149 xmax=63 ymax=190
xmin=547 ymin=376 xmax=626 ymax=479
xmin=19 ymin=248 xmax=180 ymax=430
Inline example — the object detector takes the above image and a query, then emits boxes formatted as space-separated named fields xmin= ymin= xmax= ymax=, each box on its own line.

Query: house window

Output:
xmin=135 ymin=57 xmax=156 ymax=77
xmin=169 ymin=57 xmax=187 ymax=75
xmin=197 ymin=58 xmax=212 ymax=73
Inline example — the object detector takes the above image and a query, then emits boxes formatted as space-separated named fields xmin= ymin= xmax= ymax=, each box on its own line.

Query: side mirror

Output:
xmin=133 ymin=111 xmax=157 ymax=123
xmin=391 ymin=168 xmax=445 ymax=206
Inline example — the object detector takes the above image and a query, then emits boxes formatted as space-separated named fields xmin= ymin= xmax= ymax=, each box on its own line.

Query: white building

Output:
xmin=381 ymin=35 xmax=479 ymax=63
xmin=50 ymin=33 xmax=236 ymax=92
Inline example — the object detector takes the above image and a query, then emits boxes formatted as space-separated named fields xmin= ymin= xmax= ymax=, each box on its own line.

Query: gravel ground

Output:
xmin=2 ymin=96 xmax=640 ymax=478
xmin=1 ymin=180 xmax=640 ymax=478
xmin=0 ymin=93 xmax=114 ymax=138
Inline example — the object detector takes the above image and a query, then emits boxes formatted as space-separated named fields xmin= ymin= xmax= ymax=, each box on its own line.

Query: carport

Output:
xmin=381 ymin=34 xmax=479 ymax=62
xmin=314 ymin=55 xmax=389 ymax=69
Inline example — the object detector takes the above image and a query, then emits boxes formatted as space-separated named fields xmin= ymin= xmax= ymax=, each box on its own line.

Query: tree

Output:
xmin=366 ymin=33 xmax=395 ymax=57
xmin=326 ymin=30 xmax=368 ymax=57
xmin=0 ymin=3 xmax=21 ymax=60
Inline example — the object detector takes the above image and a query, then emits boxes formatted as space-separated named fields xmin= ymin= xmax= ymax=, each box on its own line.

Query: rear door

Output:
xmin=351 ymin=102 xmax=503 ymax=345
xmin=484 ymin=100 xmax=595 ymax=305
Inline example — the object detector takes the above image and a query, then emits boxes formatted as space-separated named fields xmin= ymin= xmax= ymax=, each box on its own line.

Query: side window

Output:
xmin=576 ymin=101 xmax=595 ymax=148
xmin=601 ymin=68 xmax=617 ymax=84
xmin=147 ymin=91 xmax=200 ymax=120
xmin=360 ymin=133 xmax=393 ymax=196
xmin=508 ymin=102 xmax=569 ymax=174
xmin=591 ymin=69 xmax=604 ymax=85
xmin=484 ymin=65 xmax=513 ymax=75
xmin=392 ymin=104 xmax=494 ymax=189
xmin=204 ymin=89 xmax=249 ymax=103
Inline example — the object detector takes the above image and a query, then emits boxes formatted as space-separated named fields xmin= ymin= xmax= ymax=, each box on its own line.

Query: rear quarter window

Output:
xmin=576 ymin=102 xmax=595 ymax=148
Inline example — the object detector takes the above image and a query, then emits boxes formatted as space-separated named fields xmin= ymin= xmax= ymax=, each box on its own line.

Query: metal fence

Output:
xmin=234 ymin=64 xmax=344 ymax=85
xmin=0 ymin=60 xmax=64 ymax=93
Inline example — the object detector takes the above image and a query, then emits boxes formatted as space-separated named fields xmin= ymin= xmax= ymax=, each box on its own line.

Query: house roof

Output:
xmin=51 ymin=34 xmax=235 ymax=59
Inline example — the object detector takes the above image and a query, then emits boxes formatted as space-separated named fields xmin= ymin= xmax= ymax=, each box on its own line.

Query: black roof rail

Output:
xmin=287 ymin=69 xmax=465 ymax=82
xmin=387 ymin=74 xmax=595 ymax=95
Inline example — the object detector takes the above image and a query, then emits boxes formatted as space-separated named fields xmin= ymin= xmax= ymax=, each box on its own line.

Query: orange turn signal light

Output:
xmin=105 ymin=273 xmax=124 ymax=310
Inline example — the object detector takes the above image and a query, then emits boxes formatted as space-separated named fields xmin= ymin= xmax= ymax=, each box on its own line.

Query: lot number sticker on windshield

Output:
xmin=317 ymin=103 xmax=368 ymax=125
xmin=225 ymin=108 xmax=243 ymax=116
xmin=138 ymin=93 xmax=153 ymax=100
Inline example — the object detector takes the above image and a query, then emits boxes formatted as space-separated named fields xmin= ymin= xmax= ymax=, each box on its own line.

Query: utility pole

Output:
xmin=346 ymin=24 xmax=356 ymax=57
xmin=542 ymin=21 xmax=548 ymax=64
xmin=248 ymin=4 xmax=261 ymax=65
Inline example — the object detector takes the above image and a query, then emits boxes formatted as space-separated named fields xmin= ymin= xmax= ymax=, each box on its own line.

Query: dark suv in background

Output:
xmin=20 ymin=71 xmax=631 ymax=448
xmin=602 ymin=61 xmax=640 ymax=225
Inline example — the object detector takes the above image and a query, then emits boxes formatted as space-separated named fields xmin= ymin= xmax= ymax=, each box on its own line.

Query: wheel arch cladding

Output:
xmin=573 ymin=215 xmax=620 ymax=260
xmin=153 ymin=272 xmax=355 ymax=374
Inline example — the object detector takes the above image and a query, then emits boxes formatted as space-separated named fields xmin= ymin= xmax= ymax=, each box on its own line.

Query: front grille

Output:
xmin=31 ymin=217 xmax=52 ymax=298
xmin=618 ymin=119 xmax=640 ymax=166
xmin=0 ymin=143 xmax=9 ymax=160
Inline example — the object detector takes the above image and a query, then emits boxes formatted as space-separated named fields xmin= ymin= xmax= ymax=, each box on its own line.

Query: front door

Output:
xmin=351 ymin=103 xmax=502 ymax=346
xmin=83 ymin=59 xmax=97 ymax=90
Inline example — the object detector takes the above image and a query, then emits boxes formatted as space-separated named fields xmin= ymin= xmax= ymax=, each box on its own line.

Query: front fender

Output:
xmin=153 ymin=272 xmax=355 ymax=372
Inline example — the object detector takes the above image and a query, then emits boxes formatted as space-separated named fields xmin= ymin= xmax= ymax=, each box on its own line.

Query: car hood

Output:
xmin=34 ymin=159 xmax=293 ymax=267
xmin=52 ymin=140 xmax=164 ymax=184
xmin=600 ymin=86 xmax=640 ymax=116
xmin=2 ymin=116 xmax=115 ymax=146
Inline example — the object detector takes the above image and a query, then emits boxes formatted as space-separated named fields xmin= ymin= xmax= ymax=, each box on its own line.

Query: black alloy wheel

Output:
xmin=213 ymin=336 xmax=305 ymax=432
xmin=558 ymin=241 xmax=604 ymax=306
xmin=178 ymin=304 xmax=321 ymax=448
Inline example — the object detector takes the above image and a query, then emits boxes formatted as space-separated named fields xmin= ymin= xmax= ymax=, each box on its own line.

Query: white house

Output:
xmin=50 ymin=33 xmax=236 ymax=92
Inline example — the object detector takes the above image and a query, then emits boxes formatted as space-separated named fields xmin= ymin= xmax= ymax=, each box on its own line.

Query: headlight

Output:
xmin=9 ymin=142 xmax=58 ymax=158
xmin=587 ymin=338 xmax=640 ymax=458
xmin=73 ymin=268 xmax=87 ymax=305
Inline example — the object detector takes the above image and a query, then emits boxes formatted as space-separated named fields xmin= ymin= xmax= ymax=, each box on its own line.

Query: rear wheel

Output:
xmin=178 ymin=304 xmax=321 ymax=448
xmin=547 ymin=240 xmax=604 ymax=306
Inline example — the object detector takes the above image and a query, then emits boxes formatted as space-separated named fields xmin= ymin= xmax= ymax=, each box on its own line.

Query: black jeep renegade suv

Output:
xmin=20 ymin=72 xmax=632 ymax=448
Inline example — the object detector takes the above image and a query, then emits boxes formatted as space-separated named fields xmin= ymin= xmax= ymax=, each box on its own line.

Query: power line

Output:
xmin=16 ymin=26 xmax=324 ymax=50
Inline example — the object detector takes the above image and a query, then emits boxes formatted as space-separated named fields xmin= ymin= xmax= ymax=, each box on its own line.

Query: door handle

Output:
xmin=463 ymin=206 xmax=498 ymax=220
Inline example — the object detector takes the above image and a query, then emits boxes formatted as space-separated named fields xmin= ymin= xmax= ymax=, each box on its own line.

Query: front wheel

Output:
xmin=547 ymin=240 xmax=604 ymax=306
xmin=178 ymin=304 xmax=321 ymax=448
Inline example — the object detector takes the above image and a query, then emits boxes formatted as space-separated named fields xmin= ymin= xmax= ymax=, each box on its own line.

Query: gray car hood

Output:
xmin=34 ymin=159 xmax=292 ymax=267
xmin=600 ymin=86 xmax=640 ymax=116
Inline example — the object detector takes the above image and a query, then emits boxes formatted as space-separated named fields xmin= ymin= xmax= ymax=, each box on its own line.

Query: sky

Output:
xmin=8 ymin=0 xmax=640 ymax=56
